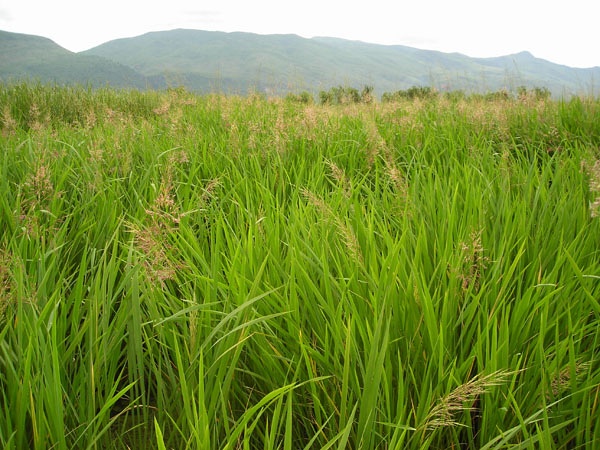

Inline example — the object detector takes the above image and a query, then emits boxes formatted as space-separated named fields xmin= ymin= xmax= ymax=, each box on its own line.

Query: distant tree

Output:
xmin=330 ymin=86 xmax=343 ymax=104
xmin=319 ymin=86 xmax=365 ymax=105
xmin=285 ymin=91 xmax=314 ymax=104
xmin=516 ymin=85 xmax=551 ymax=101
xmin=406 ymin=86 xmax=436 ymax=100
xmin=533 ymin=86 xmax=551 ymax=100
xmin=299 ymin=91 xmax=314 ymax=104
xmin=484 ymin=89 xmax=511 ymax=101
xmin=319 ymin=90 xmax=333 ymax=105
xmin=361 ymin=85 xmax=374 ymax=104
xmin=381 ymin=85 xmax=437 ymax=102
xmin=517 ymin=86 xmax=528 ymax=100
xmin=343 ymin=87 xmax=360 ymax=104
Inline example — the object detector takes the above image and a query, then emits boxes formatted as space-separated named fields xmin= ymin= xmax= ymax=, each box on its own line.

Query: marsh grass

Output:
xmin=1 ymin=83 xmax=600 ymax=449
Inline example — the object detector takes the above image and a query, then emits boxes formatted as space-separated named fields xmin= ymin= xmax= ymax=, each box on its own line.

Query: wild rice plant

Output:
xmin=0 ymin=83 xmax=599 ymax=449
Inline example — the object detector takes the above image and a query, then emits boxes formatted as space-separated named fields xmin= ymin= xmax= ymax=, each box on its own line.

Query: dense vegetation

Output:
xmin=1 ymin=82 xmax=600 ymax=449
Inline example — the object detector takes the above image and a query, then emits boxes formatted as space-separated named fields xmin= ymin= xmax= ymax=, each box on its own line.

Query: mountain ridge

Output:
xmin=0 ymin=29 xmax=149 ymax=89
xmin=2 ymin=28 xmax=598 ymax=97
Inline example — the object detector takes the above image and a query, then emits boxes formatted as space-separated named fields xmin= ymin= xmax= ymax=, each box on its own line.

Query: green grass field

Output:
xmin=1 ymin=83 xmax=600 ymax=449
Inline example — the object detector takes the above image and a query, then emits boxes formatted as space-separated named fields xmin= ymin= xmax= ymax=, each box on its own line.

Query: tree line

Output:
xmin=285 ymin=85 xmax=552 ymax=105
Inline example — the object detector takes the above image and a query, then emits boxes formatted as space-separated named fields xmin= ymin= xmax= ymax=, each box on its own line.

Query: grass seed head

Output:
xmin=302 ymin=188 xmax=363 ymax=264
xmin=582 ymin=159 xmax=600 ymax=217
xmin=549 ymin=361 xmax=590 ymax=399
xmin=0 ymin=250 xmax=14 ymax=319
xmin=422 ymin=370 xmax=511 ymax=431
xmin=153 ymin=102 xmax=170 ymax=116
xmin=1 ymin=105 xmax=18 ymax=135
xmin=325 ymin=159 xmax=352 ymax=198
xmin=130 ymin=222 xmax=177 ymax=286
xmin=456 ymin=229 xmax=488 ymax=292
xmin=363 ymin=118 xmax=388 ymax=166
xmin=200 ymin=178 xmax=221 ymax=207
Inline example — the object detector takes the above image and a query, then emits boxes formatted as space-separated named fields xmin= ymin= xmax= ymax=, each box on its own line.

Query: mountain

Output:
xmin=0 ymin=30 xmax=148 ymax=89
xmin=82 ymin=29 xmax=600 ymax=96
xmin=3 ymin=28 xmax=599 ymax=97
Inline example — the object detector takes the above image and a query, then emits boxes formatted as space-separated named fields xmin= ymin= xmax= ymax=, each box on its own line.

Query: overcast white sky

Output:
xmin=1 ymin=0 xmax=598 ymax=68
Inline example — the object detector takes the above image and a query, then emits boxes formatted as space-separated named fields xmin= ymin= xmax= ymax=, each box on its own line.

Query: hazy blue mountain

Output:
xmin=3 ymin=28 xmax=599 ymax=97
xmin=83 ymin=29 xmax=600 ymax=96
xmin=0 ymin=30 xmax=149 ymax=89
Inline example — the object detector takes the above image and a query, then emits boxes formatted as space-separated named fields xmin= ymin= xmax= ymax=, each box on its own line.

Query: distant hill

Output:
xmin=0 ymin=30 xmax=148 ymax=89
xmin=2 ymin=28 xmax=599 ymax=97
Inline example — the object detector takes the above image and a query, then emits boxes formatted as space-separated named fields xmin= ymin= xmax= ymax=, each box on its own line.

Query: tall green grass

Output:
xmin=1 ymin=83 xmax=599 ymax=449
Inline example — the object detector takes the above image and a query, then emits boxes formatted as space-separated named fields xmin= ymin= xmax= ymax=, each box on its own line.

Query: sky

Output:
xmin=1 ymin=0 xmax=598 ymax=68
